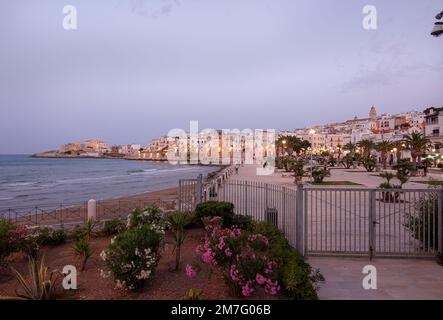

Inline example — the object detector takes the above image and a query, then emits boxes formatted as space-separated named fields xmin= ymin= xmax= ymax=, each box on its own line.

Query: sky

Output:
xmin=0 ymin=0 xmax=442 ymax=154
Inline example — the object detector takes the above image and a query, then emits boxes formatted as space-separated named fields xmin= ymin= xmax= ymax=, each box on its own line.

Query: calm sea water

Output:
xmin=0 ymin=155 xmax=218 ymax=209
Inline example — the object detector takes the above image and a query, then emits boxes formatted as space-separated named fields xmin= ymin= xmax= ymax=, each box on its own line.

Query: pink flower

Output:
xmin=230 ymin=265 xmax=240 ymax=282
xmin=224 ymin=248 xmax=232 ymax=257
xmin=210 ymin=216 xmax=222 ymax=223
xmin=201 ymin=249 xmax=217 ymax=265
xmin=185 ymin=264 xmax=197 ymax=278
xmin=242 ymin=284 xmax=254 ymax=297
xmin=217 ymin=237 xmax=225 ymax=250
xmin=256 ymin=273 xmax=266 ymax=285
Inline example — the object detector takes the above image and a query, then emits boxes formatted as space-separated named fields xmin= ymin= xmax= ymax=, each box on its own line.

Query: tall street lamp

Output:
xmin=309 ymin=129 xmax=316 ymax=181
xmin=431 ymin=10 xmax=443 ymax=37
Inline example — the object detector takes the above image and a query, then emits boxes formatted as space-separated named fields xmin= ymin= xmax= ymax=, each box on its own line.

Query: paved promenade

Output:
xmin=229 ymin=164 xmax=443 ymax=300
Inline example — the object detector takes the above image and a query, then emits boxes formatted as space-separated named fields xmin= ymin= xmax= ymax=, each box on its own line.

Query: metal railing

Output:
xmin=0 ymin=198 xmax=177 ymax=228
xmin=180 ymin=175 xmax=443 ymax=259
xmin=208 ymin=180 xmax=298 ymax=248
xmin=304 ymin=188 xmax=442 ymax=258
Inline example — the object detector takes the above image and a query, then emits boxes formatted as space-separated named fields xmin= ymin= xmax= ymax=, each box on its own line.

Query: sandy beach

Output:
xmin=3 ymin=187 xmax=179 ymax=228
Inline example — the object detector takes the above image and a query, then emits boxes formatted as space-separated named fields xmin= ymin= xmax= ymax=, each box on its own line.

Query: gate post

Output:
xmin=296 ymin=184 xmax=304 ymax=255
xmin=196 ymin=174 xmax=203 ymax=206
xmin=369 ymin=189 xmax=376 ymax=260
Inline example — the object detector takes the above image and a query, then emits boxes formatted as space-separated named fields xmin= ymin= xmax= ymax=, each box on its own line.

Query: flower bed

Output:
xmin=188 ymin=213 xmax=323 ymax=299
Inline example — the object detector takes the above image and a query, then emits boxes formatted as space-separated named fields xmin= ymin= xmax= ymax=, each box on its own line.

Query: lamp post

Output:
xmin=431 ymin=10 xmax=443 ymax=37
xmin=309 ymin=129 xmax=316 ymax=181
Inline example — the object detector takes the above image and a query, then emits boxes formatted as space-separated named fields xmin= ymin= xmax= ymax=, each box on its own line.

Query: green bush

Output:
xmin=126 ymin=206 xmax=166 ymax=231
xmin=405 ymin=193 xmax=439 ymax=250
xmin=251 ymin=222 xmax=323 ymax=300
xmin=73 ymin=236 xmax=92 ymax=271
xmin=71 ymin=220 xmax=100 ymax=241
xmin=231 ymin=214 xmax=253 ymax=230
xmin=101 ymin=224 xmax=162 ymax=290
xmin=311 ymin=167 xmax=326 ymax=183
xmin=103 ymin=219 xmax=125 ymax=236
xmin=37 ymin=227 xmax=66 ymax=246
xmin=0 ymin=220 xmax=17 ymax=267
xmin=279 ymin=250 xmax=324 ymax=300
xmin=194 ymin=201 xmax=234 ymax=227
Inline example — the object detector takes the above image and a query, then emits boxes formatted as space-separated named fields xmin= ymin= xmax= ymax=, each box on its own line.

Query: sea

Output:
xmin=0 ymin=155 xmax=218 ymax=209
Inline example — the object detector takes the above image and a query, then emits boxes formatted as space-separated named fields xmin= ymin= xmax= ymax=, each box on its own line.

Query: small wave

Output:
xmin=0 ymin=197 xmax=13 ymax=201
xmin=4 ymin=182 xmax=36 ymax=187
xmin=127 ymin=169 xmax=157 ymax=175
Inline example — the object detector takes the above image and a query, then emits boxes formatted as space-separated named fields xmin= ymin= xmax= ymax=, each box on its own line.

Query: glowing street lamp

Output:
xmin=308 ymin=129 xmax=316 ymax=181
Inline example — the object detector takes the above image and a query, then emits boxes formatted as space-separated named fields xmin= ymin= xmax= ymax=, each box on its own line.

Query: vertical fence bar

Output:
xmin=296 ymin=184 xmax=304 ymax=254
xmin=369 ymin=189 xmax=376 ymax=260
xmin=439 ymin=188 xmax=443 ymax=255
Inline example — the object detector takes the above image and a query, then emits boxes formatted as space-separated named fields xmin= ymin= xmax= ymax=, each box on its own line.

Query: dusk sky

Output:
xmin=0 ymin=0 xmax=442 ymax=154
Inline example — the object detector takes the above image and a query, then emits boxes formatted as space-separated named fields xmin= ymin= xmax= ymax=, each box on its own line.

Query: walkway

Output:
xmin=229 ymin=164 xmax=443 ymax=300
xmin=308 ymin=257 xmax=443 ymax=300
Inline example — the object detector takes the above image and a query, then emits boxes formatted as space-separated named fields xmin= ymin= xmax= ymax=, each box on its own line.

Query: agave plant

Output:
xmin=6 ymin=257 xmax=59 ymax=300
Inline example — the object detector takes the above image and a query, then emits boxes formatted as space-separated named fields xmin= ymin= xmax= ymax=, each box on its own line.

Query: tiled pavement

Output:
xmin=308 ymin=257 xmax=443 ymax=300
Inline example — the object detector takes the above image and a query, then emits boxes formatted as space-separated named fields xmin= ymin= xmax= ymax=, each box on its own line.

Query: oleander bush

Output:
xmin=101 ymin=224 xmax=163 ymax=290
xmin=126 ymin=206 xmax=167 ymax=231
xmin=190 ymin=217 xmax=322 ymax=299
xmin=0 ymin=220 xmax=18 ymax=267
xmin=251 ymin=222 xmax=323 ymax=299
xmin=194 ymin=201 xmax=234 ymax=227
xmin=193 ymin=217 xmax=279 ymax=297
xmin=103 ymin=218 xmax=125 ymax=236
xmin=9 ymin=225 xmax=40 ymax=259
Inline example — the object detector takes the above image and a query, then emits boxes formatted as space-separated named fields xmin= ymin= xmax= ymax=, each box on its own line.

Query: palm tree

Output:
xmin=358 ymin=139 xmax=376 ymax=158
xmin=403 ymin=132 xmax=431 ymax=173
xmin=376 ymin=140 xmax=393 ymax=169
xmin=277 ymin=136 xmax=310 ymax=156
xmin=391 ymin=141 xmax=405 ymax=164
xmin=343 ymin=142 xmax=357 ymax=156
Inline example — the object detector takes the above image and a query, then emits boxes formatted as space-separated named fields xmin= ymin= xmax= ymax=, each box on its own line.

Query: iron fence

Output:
xmin=0 ymin=198 xmax=177 ymax=228
xmin=180 ymin=176 xmax=443 ymax=259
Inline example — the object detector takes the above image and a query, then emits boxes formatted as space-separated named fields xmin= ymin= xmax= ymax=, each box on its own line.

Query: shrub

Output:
xmin=394 ymin=159 xmax=414 ymax=176
xmin=279 ymin=250 xmax=324 ymax=300
xmin=126 ymin=206 xmax=166 ymax=231
xmin=194 ymin=201 xmax=234 ymax=227
xmin=362 ymin=156 xmax=376 ymax=172
xmin=37 ymin=227 xmax=66 ymax=246
xmin=167 ymin=212 xmax=193 ymax=270
xmin=71 ymin=220 xmax=100 ymax=241
xmin=404 ymin=192 xmax=439 ymax=250
xmin=251 ymin=222 xmax=324 ymax=300
xmin=195 ymin=217 xmax=280 ymax=297
xmin=0 ymin=220 xmax=17 ymax=267
xmin=103 ymin=219 xmax=125 ymax=236
xmin=311 ymin=166 xmax=326 ymax=183
xmin=101 ymin=224 xmax=162 ymax=290
xmin=9 ymin=225 xmax=40 ymax=259
xmin=231 ymin=215 xmax=253 ymax=230
xmin=73 ymin=236 xmax=92 ymax=271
